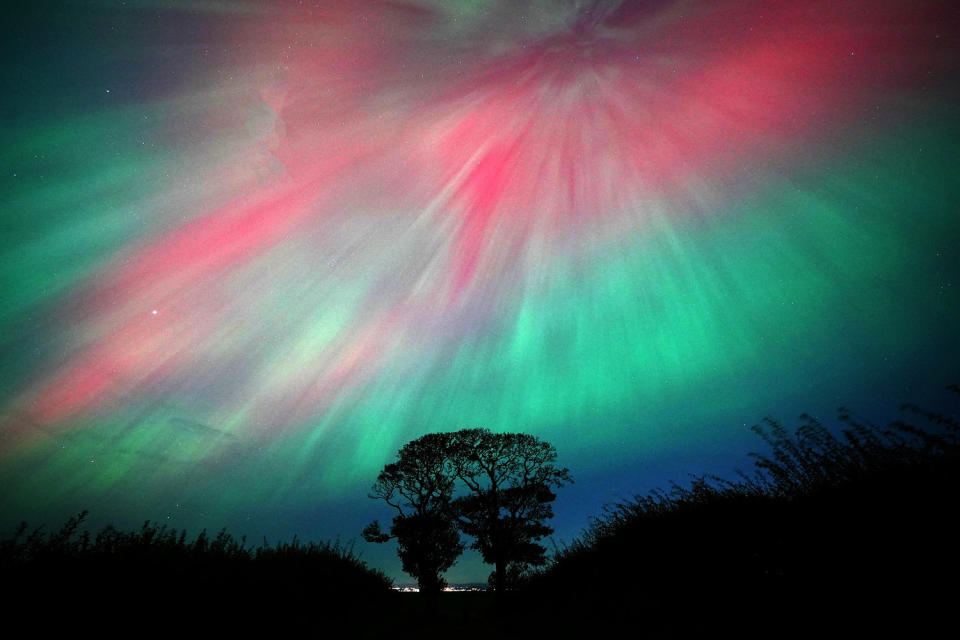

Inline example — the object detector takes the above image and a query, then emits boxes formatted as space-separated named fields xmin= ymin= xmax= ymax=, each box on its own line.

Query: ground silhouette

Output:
xmin=4 ymin=386 xmax=956 ymax=637
xmin=519 ymin=385 xmax=960 ymax=637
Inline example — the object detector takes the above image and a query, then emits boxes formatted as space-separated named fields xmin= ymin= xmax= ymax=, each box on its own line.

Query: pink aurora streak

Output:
xmin=13 ymin=0 xmax=948 ymax=441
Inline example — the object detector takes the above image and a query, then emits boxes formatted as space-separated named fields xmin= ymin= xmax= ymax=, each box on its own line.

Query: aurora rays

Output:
xmin=1 ymin=1 xmax=958 ymax=582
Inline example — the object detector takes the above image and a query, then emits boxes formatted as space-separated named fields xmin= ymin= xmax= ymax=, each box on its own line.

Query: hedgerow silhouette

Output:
xmin=1 ymin=512 xmax=394 ymax=633
xmin=2 ymin=513 xmax=391 ymax=590
xmin=522 ymin=385 xmax=960 ymax=637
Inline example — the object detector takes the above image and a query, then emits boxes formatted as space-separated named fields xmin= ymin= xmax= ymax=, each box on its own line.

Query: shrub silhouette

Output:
xmin=522 ymin=386 xmax=960 ymax=637
xmin=1 ymin=513 xmax=394 ymax=633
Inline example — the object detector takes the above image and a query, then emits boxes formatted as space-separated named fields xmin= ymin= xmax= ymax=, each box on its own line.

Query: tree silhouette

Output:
xmin=365 ymin=429 xmax=571 ymax=593
xmin=449 ymin=429 xmax=572 ymax=592
xmin=362 ymin=433 xmax=464 ymax=593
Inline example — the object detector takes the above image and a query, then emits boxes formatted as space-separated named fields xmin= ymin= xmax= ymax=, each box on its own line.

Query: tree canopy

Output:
xmin=363 ymin=428 xmax=571 ymax=592
xmin=362 ymin=433 xmax=463 ymax=593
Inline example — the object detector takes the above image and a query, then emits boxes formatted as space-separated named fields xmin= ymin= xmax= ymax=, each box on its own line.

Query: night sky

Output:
xmin=1 ymin=0 xmax=958 ymax=584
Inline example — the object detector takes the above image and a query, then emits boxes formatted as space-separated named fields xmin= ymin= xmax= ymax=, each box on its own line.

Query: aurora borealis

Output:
xmin=1 ymin=0 xmax=958 ymax=583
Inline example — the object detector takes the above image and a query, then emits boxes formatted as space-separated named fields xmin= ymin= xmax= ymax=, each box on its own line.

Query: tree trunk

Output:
xmin=495 ymin=557 xmax=506 ymax=593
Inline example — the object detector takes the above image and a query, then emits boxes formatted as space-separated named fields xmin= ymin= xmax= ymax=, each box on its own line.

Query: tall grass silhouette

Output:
xmin=1 ymin=512 xmax=394 ymax=633
xmin=522 ymin=385 xmax=960 ymax=637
